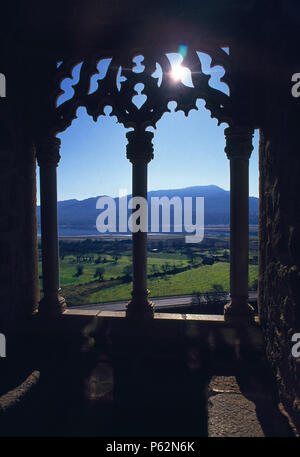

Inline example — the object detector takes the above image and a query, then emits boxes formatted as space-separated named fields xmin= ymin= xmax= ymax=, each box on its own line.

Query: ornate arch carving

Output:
xmin=52 ymin=44 xmax=232 ymax=135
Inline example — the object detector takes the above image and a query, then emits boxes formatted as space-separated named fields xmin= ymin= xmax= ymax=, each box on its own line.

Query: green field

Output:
xmin=81 ymin=262 xmax=258 ymax=304
xmin=53 ymin=254 xmax=187 ymax=287
xmin=39 ymin=251 xmax=257 ymax=305
xmin=38 ymin=237 xmax=258 ymax=306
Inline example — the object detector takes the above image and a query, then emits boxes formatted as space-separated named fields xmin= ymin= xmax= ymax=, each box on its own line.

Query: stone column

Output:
xmin=224 ymin=126 xmax=255 ymax=324
xmin=36 ymin=136 xmax=66 ymax=316
xmin=126 ymin=130 xmax=154 ymax=319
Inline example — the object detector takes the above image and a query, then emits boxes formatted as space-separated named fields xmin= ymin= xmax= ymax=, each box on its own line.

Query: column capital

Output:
xmin=224 ymin=126 xmax=254 ymax=160
xmin=126 ymin=130 xmax=154 ymax=164
xmin=36 ymin=136 xmax=61 ymax=167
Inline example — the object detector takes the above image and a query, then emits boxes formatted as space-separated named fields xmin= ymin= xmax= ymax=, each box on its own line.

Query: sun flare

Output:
xmin=171 ymin=63 xmax=186 ymax=81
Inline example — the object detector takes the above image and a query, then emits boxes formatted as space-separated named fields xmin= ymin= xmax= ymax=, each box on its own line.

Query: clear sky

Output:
xmin=36 ymin=50 xmax=259 ymax=204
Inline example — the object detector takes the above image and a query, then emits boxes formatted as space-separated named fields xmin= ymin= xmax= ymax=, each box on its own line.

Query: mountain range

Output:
xmin=37 ymin=185 xmax=259 ymax=235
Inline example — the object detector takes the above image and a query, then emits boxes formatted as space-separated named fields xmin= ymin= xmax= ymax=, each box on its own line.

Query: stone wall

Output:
xmin=259 ymin=95 xmax=300 ymax=433
xmin=0 ymin=68 xmax=39 ymax=330
xmin=255 ymin=3 xmax=300 ymax=432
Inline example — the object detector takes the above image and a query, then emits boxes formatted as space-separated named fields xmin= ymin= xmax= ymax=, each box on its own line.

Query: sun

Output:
xmin=171 ymin=63 xmax=186 ymax=81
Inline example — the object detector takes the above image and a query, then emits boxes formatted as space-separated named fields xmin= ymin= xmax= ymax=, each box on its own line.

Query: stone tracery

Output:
xmin=54 ymin=45 xmax=232 ymax=135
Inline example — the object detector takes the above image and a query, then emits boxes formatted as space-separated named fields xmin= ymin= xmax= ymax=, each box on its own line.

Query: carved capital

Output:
xmin=36 ymin=136 xmax=61 ymax=167
xmin=126 ymin=130 xmax=154 ymax=163
xmin=224 ymin=126 xmax=254 ymax=160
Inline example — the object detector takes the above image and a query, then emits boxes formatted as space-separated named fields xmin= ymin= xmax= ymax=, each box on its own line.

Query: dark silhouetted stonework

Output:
xmin=0 ymin=98 xmax=39 ymax=329
xmin=0 ymin=0 xmax=300 ymax=437
xmin=259 ymin=73 xmax=300 ymax=432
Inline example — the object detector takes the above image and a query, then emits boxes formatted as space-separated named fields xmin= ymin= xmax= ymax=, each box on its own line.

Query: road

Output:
xmin=70 ymin=291 xmax=257 ymax=312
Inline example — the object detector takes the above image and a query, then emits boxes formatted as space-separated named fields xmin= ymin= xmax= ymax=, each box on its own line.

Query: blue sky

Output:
xmin=37 ymin=51 xmax=259 ymax=204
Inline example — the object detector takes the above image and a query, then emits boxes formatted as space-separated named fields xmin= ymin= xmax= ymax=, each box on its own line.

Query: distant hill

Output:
xmin=37 ymin=185 xmax=259 ymax=235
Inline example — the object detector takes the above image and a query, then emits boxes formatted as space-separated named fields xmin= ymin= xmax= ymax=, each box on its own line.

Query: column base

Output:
xmin=126 ymin=289 xmax=154 ymax=319
xmin=38 ymin=288 xmax=66 ymax=317
xmin=224 ymin=299 xmax=255 ymax=324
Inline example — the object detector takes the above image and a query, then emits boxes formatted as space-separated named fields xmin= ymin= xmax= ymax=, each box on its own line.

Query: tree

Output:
xmin=203 ymin=289 xmax=227 ymax=313
xmin=151 ymin=264 xmax=159 ymax=274
xmin=94 ymin=267 xmax=105 ymax=281
xmin=123 ymin=264 xmax=133 ymax=281
xmin=190 ymin=288 xmax=227 ymax=314
xmin=75 ymin=264 xmax=83 ymax=277
xmin=202 ymin=255 xmax=214 ymax=265
xmin=113 ymin=255 xmax=119 ymax=264
xmin=162 ymin=262 xmax=170 ymax=273
xmin=223 ymin=250 xmax=229 ymax=260
xmin=185 ymin=246 xmax=192 ymax=263
xmin=211 ymin=283 xmax=224 ymax=293
xmin=188 ymin=252 xmax=195 ymax=264
xmin=191 ymin=291 xmax=202 ymax=307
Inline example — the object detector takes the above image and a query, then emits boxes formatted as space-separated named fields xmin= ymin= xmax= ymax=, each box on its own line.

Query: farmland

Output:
xmin=38 ymin=233 xmax=258 ymax=306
